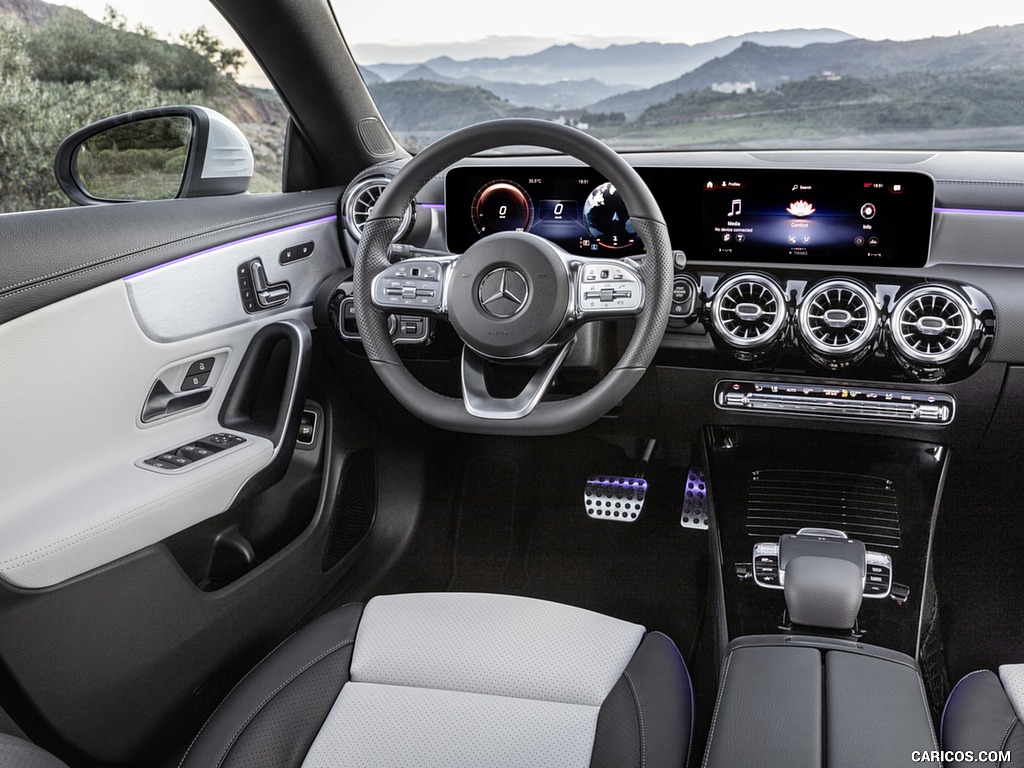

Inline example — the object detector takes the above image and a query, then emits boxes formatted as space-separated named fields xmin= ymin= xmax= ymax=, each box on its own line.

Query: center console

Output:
xmin=705 ymin=426 xmax=945 ymax=655
xmin=697 ymin=425 xmax=947 ymax=765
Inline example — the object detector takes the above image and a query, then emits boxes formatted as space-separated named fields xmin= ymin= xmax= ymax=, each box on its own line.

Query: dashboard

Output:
xmin=338 ymin=149 xmax=1024 ymax=439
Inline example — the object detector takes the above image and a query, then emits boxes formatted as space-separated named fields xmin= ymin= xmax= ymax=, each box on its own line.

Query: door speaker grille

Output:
xmin=745 ymin=469 xmax=900 ymax=549
xmin=322 ymin=449 xmax=376 ymax=571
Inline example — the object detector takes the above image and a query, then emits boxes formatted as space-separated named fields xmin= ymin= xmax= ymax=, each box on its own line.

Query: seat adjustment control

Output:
xmin=239 ymin=258 xmax=290 ymax=313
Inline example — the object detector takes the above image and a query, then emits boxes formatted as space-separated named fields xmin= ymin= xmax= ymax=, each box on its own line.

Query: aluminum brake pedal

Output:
xmin=585 ymin=439 xmax=655 ymax=522
xmin=584 ymin=475 xmax=648 ymax=522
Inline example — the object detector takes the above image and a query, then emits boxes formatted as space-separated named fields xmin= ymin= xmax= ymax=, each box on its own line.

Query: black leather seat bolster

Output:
xmin=180 ymin=602 xmax=364 ymax=768
xmin=0 ymin=734 xmax=70 ymax=768
xmin=591 ymin=631 xmax=693 ymax=768
xmin=943 ymin=670 xmax=1024 ymax=768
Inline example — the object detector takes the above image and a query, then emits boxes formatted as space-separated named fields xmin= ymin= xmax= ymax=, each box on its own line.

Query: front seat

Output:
xmin=179 ymin=592 xmax=692 ymax=768
xmin=942 ymin=665 xmax=1024 ymax=767
xmin=0 ymin=593 xmax=693 ymax=767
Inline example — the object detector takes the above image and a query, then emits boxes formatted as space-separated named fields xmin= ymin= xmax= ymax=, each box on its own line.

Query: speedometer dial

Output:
xmin=584 ymin=182 xmax=636 ymax=249
xmin=471 ymin=180 xmax=534 ymax=235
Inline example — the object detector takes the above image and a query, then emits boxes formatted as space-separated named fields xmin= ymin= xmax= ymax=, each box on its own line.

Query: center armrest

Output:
xmin=702 ymin=637 xmax=938 ymax=768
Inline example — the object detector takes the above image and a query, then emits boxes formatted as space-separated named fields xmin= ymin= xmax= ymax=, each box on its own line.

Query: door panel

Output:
xmin=0 ymin=189 xmax=369 ymax=763
xmin=0 ymin=214 xmax=340 ymax=587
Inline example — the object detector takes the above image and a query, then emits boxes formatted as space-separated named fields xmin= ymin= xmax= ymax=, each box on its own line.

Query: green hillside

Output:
xmin=610 ymin=69 xmax=1024 ymax=147
xmin=0 ymin=4 xmax=286 ymax=213
xmin=368 ymin=80 xmax=546 ymax=130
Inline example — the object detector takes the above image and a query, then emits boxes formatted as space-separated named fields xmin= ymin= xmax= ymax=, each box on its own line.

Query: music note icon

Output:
xmin=729 ymin=199 xmax=741 ymax=217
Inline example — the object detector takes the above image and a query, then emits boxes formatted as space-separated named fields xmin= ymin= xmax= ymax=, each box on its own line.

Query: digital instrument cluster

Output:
xmin=446 ymin=168 xmax=646 ymax=256
xmin=445 ymin=166 xmax=935 ymax=267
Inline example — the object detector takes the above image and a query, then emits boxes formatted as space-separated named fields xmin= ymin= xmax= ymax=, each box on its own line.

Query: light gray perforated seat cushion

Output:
xmin=179 ymin=592 xmax=693 ymax=768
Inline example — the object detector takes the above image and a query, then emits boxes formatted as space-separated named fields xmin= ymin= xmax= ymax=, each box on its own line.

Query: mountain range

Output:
xmin=365 ymin=23 xmax=1024 ymax=121
xmin=589 ymin=24 xmax=1024 ymax=117
xmin=364 ymin=30 xmax=854 ymax=88
xmin=363 ymin=29 xmax=854 ymax=111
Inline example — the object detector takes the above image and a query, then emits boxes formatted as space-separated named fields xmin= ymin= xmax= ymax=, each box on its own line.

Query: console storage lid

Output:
xmin=703 ymin=636 xmax=938 ymax=768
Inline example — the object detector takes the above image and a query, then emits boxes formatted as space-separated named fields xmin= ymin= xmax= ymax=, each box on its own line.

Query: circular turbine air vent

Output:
xmin=798 ymin=279 xmax=879 ymax=356
xmin=711 ymin=274 xmax=788 ymax=349
xmin=890 ymin=285 xmax=973 ymax=364
xmin=343 ymin=177 xmax=414 ymax=242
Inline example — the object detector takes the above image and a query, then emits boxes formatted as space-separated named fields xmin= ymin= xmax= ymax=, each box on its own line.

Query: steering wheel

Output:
xmin=354 ymin=118 xmax=673 ymax=435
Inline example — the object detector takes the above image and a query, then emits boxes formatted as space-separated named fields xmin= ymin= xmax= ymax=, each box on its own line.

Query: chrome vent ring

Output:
xmin=343 ymin=176 xmax=414 ymax=242
xmin=891 ymin=285 xmax=973 ymax=364
xmin=711 ymin=274 xmax=788 ymax=349
xmin=798 ymin=279 xmax=879 ymax=356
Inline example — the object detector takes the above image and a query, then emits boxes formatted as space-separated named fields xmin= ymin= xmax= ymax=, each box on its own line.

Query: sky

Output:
xmin=56 ymin=0 xmax=1024 ymax=75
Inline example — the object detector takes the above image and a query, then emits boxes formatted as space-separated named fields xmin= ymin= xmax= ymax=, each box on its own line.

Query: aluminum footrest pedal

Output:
xmin=585 ymin=476 xmax=648 ymax=522
xmin=680 ymin=467 xmax=709 ymax=530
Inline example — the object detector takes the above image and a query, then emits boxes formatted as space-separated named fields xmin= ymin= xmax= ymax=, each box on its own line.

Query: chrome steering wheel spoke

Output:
xmin=461 ymin=337 xmax=577 ymax=420
xmin=562 ymin=253 xmax=645 ymax=321
xmin=370 ymin=248 xmax=459 ymax=318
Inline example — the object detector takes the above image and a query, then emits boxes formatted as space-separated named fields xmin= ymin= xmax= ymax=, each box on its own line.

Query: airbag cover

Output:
xmin=447 ymin=232 xmax=569 ymax=359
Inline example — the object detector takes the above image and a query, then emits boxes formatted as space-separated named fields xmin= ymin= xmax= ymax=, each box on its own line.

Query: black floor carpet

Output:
xmin=935 ymin=457 xmax=1024 ymax=683
xmin=445 ymin=434 xmax=708 ymax=660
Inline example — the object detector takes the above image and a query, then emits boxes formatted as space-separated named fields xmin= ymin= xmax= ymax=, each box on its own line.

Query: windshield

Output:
xmin=332 ymin=0 xmax=1024 ymax=152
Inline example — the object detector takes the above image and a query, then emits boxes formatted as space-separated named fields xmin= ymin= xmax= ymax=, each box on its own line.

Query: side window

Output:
xmin=0 ymin=6 xmax=284 ymax=214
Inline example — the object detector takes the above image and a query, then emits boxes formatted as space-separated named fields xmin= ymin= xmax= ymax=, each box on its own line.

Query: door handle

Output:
xmin=141 ymin=380 xmax=212 ymax=423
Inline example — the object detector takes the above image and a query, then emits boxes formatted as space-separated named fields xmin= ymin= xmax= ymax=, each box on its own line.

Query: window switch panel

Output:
xmin=141 ymin=434 xmax=247 ymax=473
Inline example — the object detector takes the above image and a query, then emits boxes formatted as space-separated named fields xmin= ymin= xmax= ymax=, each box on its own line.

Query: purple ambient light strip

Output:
xmin=934 ymin=207 xmax=1024 ymax=217
xmin=122 ymin=215 xmax=338 ymax=280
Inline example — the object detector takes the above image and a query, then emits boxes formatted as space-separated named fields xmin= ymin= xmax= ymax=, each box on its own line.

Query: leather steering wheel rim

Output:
xmin=353 ymin=118 xmax=673 ymax=435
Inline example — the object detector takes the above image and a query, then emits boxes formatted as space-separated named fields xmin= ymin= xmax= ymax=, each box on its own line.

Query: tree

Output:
xmin=179 ymin=26 xmax=244 ymax=80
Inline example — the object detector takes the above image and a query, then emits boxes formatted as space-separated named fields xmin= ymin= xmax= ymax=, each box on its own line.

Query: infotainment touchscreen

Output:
xmin=444 ymin=166 xmax=934 ymax=267
xmin=683 ymin=168 xmax=934 ymax=268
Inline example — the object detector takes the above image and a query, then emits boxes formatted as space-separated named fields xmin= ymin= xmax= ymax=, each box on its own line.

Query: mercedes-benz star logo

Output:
xmin=478 ymin=267 xmax=529 ymax=318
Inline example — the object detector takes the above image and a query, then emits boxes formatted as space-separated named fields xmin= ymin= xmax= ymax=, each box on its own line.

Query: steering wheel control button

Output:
xmin=578 ymin=262 xmax=642 ymax=314
xmin=372 ymin=260 xmax=444 ymax=311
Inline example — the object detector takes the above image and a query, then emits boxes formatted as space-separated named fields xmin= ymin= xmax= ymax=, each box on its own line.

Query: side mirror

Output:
xmin=54 ymin=106 xmax=254 ymax=205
